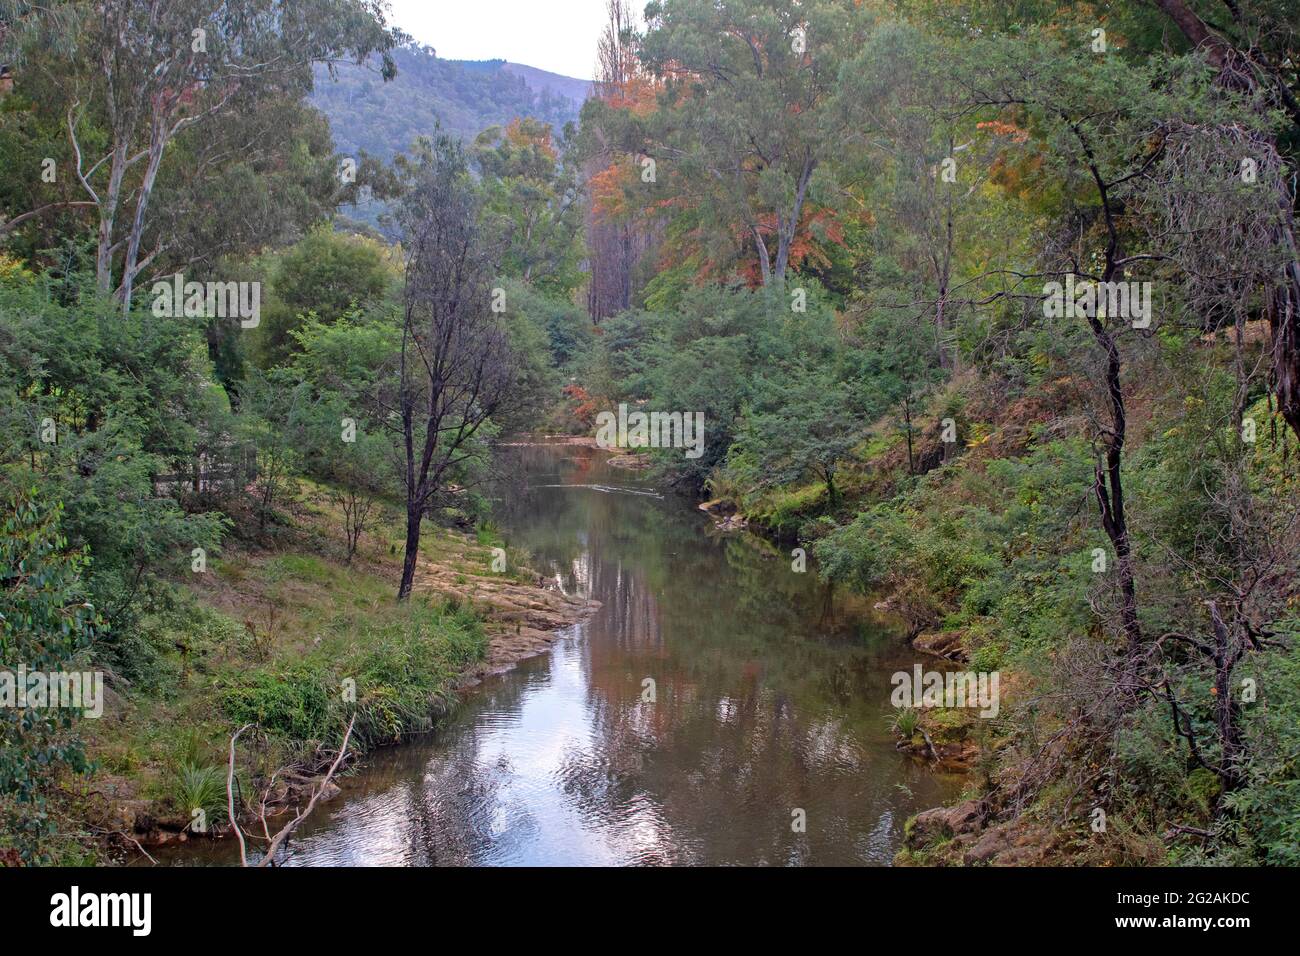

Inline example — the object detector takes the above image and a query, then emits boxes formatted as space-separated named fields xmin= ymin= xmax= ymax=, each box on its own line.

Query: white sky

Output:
xmin=386 ymin=0 xmax=610 ymax=79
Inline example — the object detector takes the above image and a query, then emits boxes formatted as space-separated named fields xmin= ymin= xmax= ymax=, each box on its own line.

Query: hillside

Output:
xmin=310 ymin=44 xmax=588 ymax=164
xmin=501 ymin=61 xmax=593 ymax=106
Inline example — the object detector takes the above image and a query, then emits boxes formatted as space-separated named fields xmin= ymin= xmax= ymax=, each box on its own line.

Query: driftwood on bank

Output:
xmin=225 ymin=715 xmax=356 ymax=867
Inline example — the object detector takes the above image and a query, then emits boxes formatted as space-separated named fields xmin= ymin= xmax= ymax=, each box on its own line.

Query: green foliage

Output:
xmin=816 ymin=436 xmax=1097 ymax=658
xmin=171 ymin=761 xmax=226 ymax=827
xmin=636 ymin=0 xmax=872 ymax=283
xmin=594 ymin=284 xmax=846 ymax=487
xmin=0 ymin=491 xmax=98 ymax=862
xmin=252 ymin=228 xmax=396 ymax=368
xmin=123 ymin=588 xmax=246 ymax=692
xmin=1218 ymin=627 xmax=1300 ymax=865
xmin=219 ymin=666 xmax=333 ymax=741
xmin=727 ymin=362 xmax=863 ymax=505
xmin=891 ymin=707 xmax=920 ymax=739
xmin=474 ymin=119 xmax=584 ymax=296
xmin=0 ymin=277 xmax=229 ymax=649
xmin=2 ymin=0 xmax=401 ymax=291
xmin=218 ymin=599 xmax=486 ymax=749
xmin=1 ymin=0 xmax=1298 ymax=871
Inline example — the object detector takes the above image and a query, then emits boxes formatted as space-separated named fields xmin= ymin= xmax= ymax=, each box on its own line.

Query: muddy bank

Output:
xmin=412 ymin=554 xmax=600 ymax=681
xmin=498 ymin=434 xmax=652 ymax=471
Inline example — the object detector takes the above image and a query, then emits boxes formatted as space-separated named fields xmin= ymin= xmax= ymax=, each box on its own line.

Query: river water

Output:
xmin=170 ymin=442 xmax=960 ymax=866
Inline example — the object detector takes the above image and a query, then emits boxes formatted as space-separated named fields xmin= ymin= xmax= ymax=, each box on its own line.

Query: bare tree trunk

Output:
xmin=752 ymin=224 xmax=772 ymax=287
xmin=1090 ymin=321 xmax=1142 ymax=658
xmin=397 ymin=497 xmax=423 ymax=601
xmin=92 ymin=145 xmax=128 ymax=294
xmin=117 ymin=118 xmax=166 ymax=308
xmin=771 ymin=155 xmax=814 ymax=285
xmin=903 ymin=398 xmax=915 ymax=475
xmin=1208 ymin=603 xmax=1245 ymax=791
xmin=226 ymin=716 xmax=356 ymax=867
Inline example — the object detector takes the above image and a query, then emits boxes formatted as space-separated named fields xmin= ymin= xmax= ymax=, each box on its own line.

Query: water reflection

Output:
xmin=171 ymin=443 xmax=960 ymax=866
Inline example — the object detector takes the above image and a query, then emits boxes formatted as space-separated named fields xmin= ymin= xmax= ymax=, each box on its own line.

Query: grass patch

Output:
xmin=77 ymin=487 xmax=495 ymax=845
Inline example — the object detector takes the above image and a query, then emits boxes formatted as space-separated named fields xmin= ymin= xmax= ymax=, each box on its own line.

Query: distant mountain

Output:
xmin=310 ymin=44 xmax=589 ymax=167
xmin=500 ymin=62 xmax=593 ymax=108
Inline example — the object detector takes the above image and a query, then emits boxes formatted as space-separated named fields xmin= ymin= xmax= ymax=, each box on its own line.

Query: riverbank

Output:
xmin=696 ymin=353 xmax=1275 ymax=866
xmin=63 ymin=477 xmax=598 ymax=864
xmin=696 ymin=372 xmax=1040 ymax=862
xmin=142 ymin=440 xmax=962 ymax=865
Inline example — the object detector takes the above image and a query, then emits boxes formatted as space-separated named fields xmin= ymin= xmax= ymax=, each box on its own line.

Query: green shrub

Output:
xmin=217 ymin=599 xmax=486 ymax=749
xmin=219 ymin=667 xmax=334 ymax=741
xmin=891 ymin=707 xmax=920 ymax=739
xmin=171 ymin=762 xmax=226 ymax=829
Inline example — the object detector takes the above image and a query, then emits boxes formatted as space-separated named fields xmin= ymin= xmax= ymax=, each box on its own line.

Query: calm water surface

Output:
xmin=169 ymin=442 xmax=960 ymax=866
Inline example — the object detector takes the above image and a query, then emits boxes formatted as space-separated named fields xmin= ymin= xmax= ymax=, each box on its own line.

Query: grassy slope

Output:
xmin=60 ymin=484 xmax=543 ymax=862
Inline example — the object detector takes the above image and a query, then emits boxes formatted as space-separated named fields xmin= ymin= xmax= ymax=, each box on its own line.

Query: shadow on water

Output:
xmin=160 ymin=442 xmax=962 ymax=866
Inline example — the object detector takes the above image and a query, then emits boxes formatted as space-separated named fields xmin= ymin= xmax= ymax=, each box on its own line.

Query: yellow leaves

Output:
xmin=967 ymin=423 xmax=995 ymax=448
xmin=0 ymin=253 xmax=34 ymax=287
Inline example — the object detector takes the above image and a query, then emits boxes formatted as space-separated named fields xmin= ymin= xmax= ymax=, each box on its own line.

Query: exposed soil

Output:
xmin=412 ymin=555 xmax=600 ymax=681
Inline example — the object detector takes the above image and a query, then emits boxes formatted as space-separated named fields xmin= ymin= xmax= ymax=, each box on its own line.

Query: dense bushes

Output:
xmin=0 ymin=493 xmax=99 ymax=862
xmin=218 ymin=599 xmax=485 ymax=749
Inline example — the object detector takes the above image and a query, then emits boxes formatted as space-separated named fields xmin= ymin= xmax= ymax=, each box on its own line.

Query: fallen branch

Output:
xmin=225 ymin=715 xmax=356 ymax=867
xmin=226 ymin=723 xmax=254 ymax=868
xmin=255 ymin=714 xmax=355 ymax=867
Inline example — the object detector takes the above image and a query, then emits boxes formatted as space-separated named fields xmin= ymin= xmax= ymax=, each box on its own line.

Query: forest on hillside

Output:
xmin=311 ymin=46 xmax=584 ymax=170
xmin=0 ymin=0 xmax=1298 ymax=877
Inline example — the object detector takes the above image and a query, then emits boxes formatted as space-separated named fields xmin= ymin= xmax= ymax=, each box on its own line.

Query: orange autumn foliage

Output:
xmin=504 ymin=117 xmax=557 ymax=160
xmin=977 ymin=119 xmax=1030 ymax=144
xmin=600 ymin=74 xmax=660 ymax=116
xmin=590 ymin=161 xmax=641 ymax=224
xmin=562 ymin=384 xmax=600 ymax=427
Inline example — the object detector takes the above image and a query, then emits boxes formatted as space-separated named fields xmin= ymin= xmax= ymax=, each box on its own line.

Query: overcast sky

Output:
xmin=387 ymin=0 xmax=611 ymax=79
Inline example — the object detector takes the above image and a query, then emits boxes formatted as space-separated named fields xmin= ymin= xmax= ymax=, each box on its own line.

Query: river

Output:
xmin=168 ymin=441 xmax=960 ymax=866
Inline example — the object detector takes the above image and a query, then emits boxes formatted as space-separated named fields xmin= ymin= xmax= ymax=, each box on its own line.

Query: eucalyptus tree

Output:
xmin=4 ymin=0 xmax=398 ymax=308
xmin=636 ymin=0 xmax=872 ymax=287
xmin=837 ymin=22 xmax=1003 ymax=370
xmin=472 ymin=118 xmax=584 ymax=295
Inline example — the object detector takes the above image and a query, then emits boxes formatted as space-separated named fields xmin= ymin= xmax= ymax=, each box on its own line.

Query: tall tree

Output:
xmin=636 ymin=0 xmax=869 ymax=287
xmin=392 ymin=138 xmax=515 ymax=601
xmin=7 ymin=0 xmax=397 ymax=307
xmin=964 ymin=33 xmax=1173 ymax=664
xmin=581 ymin=0 xmax=661 ymax=321
xmin=840 ymin=22 xmax=1000 ymax=370
xmin=473 ymin=118 xmax=583 ymax=295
